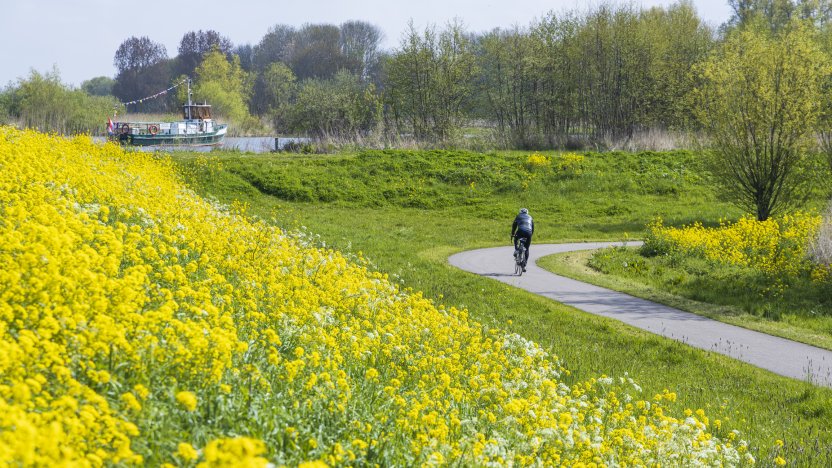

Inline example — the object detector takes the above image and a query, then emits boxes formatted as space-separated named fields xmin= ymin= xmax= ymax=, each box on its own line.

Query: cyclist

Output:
xmin=511 ymin=208 xmax=534 ymax=271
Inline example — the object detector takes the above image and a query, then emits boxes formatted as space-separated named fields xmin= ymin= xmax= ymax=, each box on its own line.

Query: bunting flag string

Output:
xmin=118 ymin=78 xmax=188 ymax=107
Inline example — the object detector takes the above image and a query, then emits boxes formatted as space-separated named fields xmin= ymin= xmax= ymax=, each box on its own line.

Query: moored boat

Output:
xmin=110 ymin=80 xmax=228 ymax=147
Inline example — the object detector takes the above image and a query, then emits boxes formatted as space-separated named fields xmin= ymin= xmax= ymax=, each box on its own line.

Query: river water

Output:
xmin=93 ymin=137 xmax=301 ymax=154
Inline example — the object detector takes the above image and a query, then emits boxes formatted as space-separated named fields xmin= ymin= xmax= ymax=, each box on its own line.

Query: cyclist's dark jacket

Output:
xmin=512 ymin=213 xmax=534 ymax=237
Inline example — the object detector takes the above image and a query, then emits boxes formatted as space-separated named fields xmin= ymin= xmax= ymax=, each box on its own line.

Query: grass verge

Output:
xmin=537 ymin=248 xmax=832 ymax=352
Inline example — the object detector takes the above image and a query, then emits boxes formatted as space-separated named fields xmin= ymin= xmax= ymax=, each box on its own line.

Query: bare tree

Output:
xmin=234 ymin=43 xmax=254 ymax=71
xmin=287 ymin=24 xmax=346 ymax=80
xmin=112 ymin=37 xmax=173 ymax=111
xmin=177 ymin=30 xmax=234 ymax=76
xmin=113 ymin=36 xmax=167 ymax=75
xmin=339 ymin=20 xmax=383 ymax=80
xmin=253 ymin=24 xmax=296 ymax=71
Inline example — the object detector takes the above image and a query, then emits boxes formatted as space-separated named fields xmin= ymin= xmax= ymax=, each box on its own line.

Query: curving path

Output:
xmin=449 ymin=242 xmax=832 ymax=388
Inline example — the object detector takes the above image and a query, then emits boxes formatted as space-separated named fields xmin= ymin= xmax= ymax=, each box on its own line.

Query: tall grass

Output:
xmin=269 ymin=127 xmax=700 ymax=155
xmin=811 ymin=200 xmax=832 ymax=266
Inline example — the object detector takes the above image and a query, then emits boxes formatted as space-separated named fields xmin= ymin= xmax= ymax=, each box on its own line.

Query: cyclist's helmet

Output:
xmin=519 ymin=208 xmax=529 ymax=214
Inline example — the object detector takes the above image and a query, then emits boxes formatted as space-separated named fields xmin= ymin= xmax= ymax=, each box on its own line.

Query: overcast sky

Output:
xmin=1 ymin=0 xmax=733 ymax=87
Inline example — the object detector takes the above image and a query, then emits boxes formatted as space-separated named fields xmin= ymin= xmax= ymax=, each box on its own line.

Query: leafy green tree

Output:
xmin=813 ymin=18 xmax=832 ymax=173
xmin=641 ymin=2 xmax=714 ymax=128
xmin=525 ymin=12 xmax=583 ymax=143
xmin=477 ymin=27 xmax=536 ymax=146
xmin=234 ymin=44 xmax=254 ymax=71
xmin=510 ymin=3 xmax=713 ymax=146
xmin=727 ymin=0 xmax=832 ymax=31
xmin=288 ymin=24 xmax=348 ymax=80
xmin=260 ymin=63 xmax=297 ymax=130
xmin=81 ymin=76 xmax=115 ymax=96
xmin=386 ymin=20 xmax=477 ymax=140
xmin=575 ymin=5 xmax=654 ymax=139
xmin=0 ymin=86 xmax=11 ymax=124
xmin=286 ymin=70 xmax=381 ymax=137
xmin=692 ymin=22 xmax=830 ymax=220
xmin=193 ymin=49 xmax=250 ymax=123
xmin=728 ymin=0 xmax=797 ymax=30
xmin=113 ymin=36 xmax=167 ymax=75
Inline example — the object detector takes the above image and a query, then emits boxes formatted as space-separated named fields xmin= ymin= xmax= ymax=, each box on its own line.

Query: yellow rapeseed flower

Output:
xmin=175 ymin=391 xmax=198 ymax=412
xmin=176 ymin=442 xmax=199 ymax=461
xmin=0 ymin=128 xmax=751 ymax=466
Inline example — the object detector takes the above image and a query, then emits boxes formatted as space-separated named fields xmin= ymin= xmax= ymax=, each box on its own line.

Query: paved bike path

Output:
xmin=448 ymin=242 xmax=832 ymax=387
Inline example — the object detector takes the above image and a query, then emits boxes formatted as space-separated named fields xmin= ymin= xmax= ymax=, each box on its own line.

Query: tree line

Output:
xmin=2 ymin=0 xmax=832 ymax=150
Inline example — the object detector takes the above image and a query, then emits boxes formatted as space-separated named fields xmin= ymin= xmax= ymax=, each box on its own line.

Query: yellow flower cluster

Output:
xmin=557 ymin=152 xmax=585 ymax=174
xmin=646 ymin=213 xmax=824 ymax=279
xmin=525 ymin=152 xmax=551 ymax=168
xmin=0 ymin=128 xmax=750 ymax=466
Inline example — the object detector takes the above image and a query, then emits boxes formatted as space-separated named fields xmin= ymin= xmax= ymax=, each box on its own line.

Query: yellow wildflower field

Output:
xmin=0 ymin=128 xmax=750 ymax=466
xmin=646 ymin=214 xmax=824 ymax=280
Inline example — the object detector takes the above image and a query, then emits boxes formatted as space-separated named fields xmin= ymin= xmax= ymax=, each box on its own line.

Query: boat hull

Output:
xmin=116 ymin=125 xmax=228 ymax=147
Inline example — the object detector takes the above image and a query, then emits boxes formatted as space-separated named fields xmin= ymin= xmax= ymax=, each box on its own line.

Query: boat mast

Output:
xmin=186 ymin=78 xmax=192 ymax=120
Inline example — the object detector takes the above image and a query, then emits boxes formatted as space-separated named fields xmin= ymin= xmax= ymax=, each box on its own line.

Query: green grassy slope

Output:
xmin=171 ymin=149 xmax=832 ymax=466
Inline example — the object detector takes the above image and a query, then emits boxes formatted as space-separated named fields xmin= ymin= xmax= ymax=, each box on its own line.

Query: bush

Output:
xmin=644 ymin=213 xmax=824 ymax=280
xmin=5 ymin=69 xmax=119 ymax=135
xmin=555 ymin=152 xmax=585 ymax=176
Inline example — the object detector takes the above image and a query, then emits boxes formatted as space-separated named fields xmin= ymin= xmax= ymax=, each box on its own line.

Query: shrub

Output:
xmin=555 ymin=152 xmax=585 ymax=176
xmin=644 ymin=213 xmax=824 ymax=280
xmin=524 ymin=152 xmax=551 ymax=169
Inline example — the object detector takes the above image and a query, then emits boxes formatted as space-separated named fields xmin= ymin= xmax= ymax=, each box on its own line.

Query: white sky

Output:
xmin=0 ymin=0 xmax=733 ymax=87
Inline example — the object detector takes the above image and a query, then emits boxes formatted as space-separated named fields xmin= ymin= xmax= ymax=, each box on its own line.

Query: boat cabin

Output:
xmin=184 ymin=104 xmax=212 ymax=120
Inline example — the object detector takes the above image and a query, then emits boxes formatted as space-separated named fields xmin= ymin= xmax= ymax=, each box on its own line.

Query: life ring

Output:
xmin=120 ymin=123 xmax=130 ymax=134
xmin=148 ymin=124 xmax=159 ymax=135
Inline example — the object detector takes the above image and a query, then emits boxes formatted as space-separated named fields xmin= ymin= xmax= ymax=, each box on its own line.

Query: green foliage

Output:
xmin=475 ymin=3 xmax=713 ymax=147
xmin=194 ymin=50 xmax=250 ymax=124
xmin=81 ymin=76 xmax=115 ymax=96
xmin=0 ymin=88 xmax=12 ymax=124
xmin=692 ymin=22 xmax=831 ymax=220
xmin=5 ymin=69 xmax=118 ymax=134
xmin=176 ymin=30 xmax=233 ymax=78
xmin=726 ymin=0 xmax=832 ymax=32
xmin=112 ymin=36 xmax=176 ymax=113
xmin=385 ymin=20 xmax=478 ymax=140
xmin=260 ymin=62 xmax=296 ymax=130
xmin=176 ymin=149 xmax=713 ymax=224
xmin=285 ymin=70 xmax=380 ymax=137
xmin=476 ymin=28 xmax=536 ymax=146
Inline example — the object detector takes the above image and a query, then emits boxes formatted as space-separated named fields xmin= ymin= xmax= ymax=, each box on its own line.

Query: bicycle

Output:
xmin=513 ymin=237 xmax=527 ymax=276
